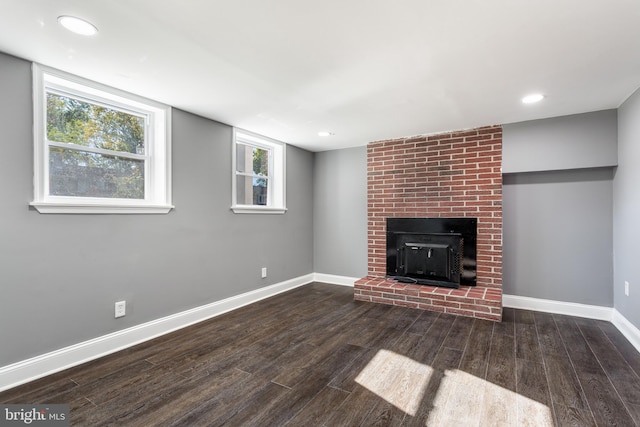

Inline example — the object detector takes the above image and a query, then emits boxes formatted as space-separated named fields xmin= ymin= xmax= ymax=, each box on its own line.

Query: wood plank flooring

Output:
xmin=2 ymin=282 xmax=640 ymax=426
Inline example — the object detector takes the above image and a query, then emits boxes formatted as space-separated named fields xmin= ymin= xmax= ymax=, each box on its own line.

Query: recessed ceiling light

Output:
xmin=522 ymin=93 xmax=544 ymax=104
xmin=58 ymin=15 xmax=98 ymax=36
xmin=318 ymin=131 xmax=334 ymax=137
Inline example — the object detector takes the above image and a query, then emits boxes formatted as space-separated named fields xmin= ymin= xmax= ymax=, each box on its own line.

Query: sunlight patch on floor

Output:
xmin=356 ymin=349 xmax=554 ymax=426
xmin=428 ymin=369 xmax=553 ymax=426
xmin=355 ymin=349 xmax=433 ymax=416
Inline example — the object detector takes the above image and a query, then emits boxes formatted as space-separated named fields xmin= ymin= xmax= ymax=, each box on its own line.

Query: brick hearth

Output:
xmin=354 ymin=277 xmax=502 ymax=321
xmin=355 ymin=125 xmax=503 ymax=321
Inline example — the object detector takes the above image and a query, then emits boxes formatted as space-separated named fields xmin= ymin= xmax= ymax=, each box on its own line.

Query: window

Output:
xmin=31 ymin=64 xmax=172 ymax=213
xmin=232 ymin=129 xmax=286 ymax=214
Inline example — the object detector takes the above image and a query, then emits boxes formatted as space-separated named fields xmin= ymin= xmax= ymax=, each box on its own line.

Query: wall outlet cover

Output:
xmin=115 ymin=301 xmax=126 ymax=318
xmin=625 ymin=281 xmax=630 ymax=296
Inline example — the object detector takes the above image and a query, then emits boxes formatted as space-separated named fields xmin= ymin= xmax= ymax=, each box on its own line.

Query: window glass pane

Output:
xmin=49 ymin=147 xmax=144 ymax=199
xmin=252 ymin=146 xmax=269 ymax=176
xmin=236 ymin=175 xmax=268 ymax=206
xmin=236 ymin=143 xmax=250 ymax=174
xmin=236 ymin=143 xmax=269 ymax=176
xmin=47 ymin=93 xmax=145 ymax=154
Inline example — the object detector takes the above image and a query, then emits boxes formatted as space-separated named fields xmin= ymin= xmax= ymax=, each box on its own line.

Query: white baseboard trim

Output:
xmin=0 ymin=273 xmax=314 ymax=392
xmin=612 ymin=309 xmax=640 ymax=354
xmin=313 ymin=273 xmax=358 ymax=287
xmin=502 ymin=294 xmax=613 ymax=321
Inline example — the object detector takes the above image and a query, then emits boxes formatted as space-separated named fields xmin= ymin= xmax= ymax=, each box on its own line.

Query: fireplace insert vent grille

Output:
xmin=456 ymin=238 xmax=463 ymax=274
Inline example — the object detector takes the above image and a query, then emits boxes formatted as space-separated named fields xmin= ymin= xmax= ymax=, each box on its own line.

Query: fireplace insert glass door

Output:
xmin=387 ymin=218 xmax=476 ymax=288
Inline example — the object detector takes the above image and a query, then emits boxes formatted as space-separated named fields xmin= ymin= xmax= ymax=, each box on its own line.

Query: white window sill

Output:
xmin=30 ymin=202 xmax=174 ymax=214
xmin=231 ymin=206 xmax=287 ymax=214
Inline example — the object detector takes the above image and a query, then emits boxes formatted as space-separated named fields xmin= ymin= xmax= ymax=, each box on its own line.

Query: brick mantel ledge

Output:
xmin=354 ymin=276 xmax=502 ymax=321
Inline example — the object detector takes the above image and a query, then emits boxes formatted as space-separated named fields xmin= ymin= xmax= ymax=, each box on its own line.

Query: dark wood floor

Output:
xmin=2 ymin=283 xmax=640 ymax=426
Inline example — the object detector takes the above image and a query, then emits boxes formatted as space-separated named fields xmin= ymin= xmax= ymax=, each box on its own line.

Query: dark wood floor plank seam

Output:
xmin=283 ymin=385 xmax=352 ymax=427
xmin=459 ymin=318 xmax=494 ymax=380
xmin=415 ymin=314 xmax=456 ymax=367
xmin=551 ymin=314 xmax=603 ymax=426
xmin=557 ymin=315 xmax=637 ymax=426
xmin=588 ymin=321 xmax=640 ymax=383
xmin=576 ymin=319 xmax=640 ymax=425
xmin=270 ymin=379 xmax=293 ymax=390
xmin=482 ymin=320 xmax=495 ymax=381
xmin=597 ymin=322 xmax=640 ymax=379
xmin=533 ymin=309 xmax=566 ymax=426
xmin=441 ymin=315 xmax=474 ymax=351
xmin=485 ymin=323 xmax=516 ymax=392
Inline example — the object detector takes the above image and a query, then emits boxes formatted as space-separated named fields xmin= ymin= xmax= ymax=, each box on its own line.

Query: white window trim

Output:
xmin=231 ymin=128 xmax=286 ymax=214
xmin=30 ymin=64 xmax=173 ymax=214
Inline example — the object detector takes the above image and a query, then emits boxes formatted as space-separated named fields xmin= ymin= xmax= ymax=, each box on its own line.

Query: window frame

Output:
xmin=231 ymin=129 xmax=286 ymax=214
xmin=30 ymin=64 xmax=173 ymax=214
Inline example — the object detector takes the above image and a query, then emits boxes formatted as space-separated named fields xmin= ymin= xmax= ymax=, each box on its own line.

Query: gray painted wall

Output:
xmin=503 ymin=110 xmax=617 ymax=173
xmin=313 ymin=147 xmax=368 ymax=278
xmin=502 ymin=111 xmax=618 ymax=307
xmin=614 ymin=87 xmax=640 ymax=329
xmin=0 ymin=52 xmax=314 ymax=366
xmin=502 ymin=168 xmax=614 ymax=305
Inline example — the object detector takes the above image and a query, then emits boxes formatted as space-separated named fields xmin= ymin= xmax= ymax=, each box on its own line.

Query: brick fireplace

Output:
xmin=354 ymin=125 xmax=503 ymax=321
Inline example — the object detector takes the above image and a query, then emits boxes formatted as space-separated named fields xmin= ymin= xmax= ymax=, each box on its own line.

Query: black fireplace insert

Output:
xmin=387 ymin=218 xmax=477 ymax=288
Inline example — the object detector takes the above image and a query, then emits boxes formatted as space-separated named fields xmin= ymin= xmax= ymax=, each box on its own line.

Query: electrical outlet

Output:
xmin=261 ymin=267 xmax=267 ymax=279
xmin=115 ymin=300 xmax=126 ymax=318
xmin=625 ymin=281 xmax=630 ymax=297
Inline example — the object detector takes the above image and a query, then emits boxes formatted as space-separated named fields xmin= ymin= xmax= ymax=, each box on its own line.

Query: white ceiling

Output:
xmin=1 ymin=1 xmax=639 ymax=152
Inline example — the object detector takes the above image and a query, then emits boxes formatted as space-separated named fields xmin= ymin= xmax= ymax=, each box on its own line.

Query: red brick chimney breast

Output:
xmin=355 ymin=126 xmax=503 ymax=321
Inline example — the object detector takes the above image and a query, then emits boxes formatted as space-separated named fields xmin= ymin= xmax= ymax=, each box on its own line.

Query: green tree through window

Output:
xmin=46 ymin=93 xmax=146 ymax=199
